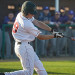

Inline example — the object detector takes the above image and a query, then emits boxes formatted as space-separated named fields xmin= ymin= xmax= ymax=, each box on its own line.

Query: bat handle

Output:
xmin=63 ymin=35 xmax=71 ymax=39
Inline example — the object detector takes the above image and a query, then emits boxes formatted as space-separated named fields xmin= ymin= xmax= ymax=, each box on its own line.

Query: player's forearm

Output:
xmin=33 ymin=19 xmax=52 ymax=31
xmin=37 ymin=34 xmax=54 ymax=40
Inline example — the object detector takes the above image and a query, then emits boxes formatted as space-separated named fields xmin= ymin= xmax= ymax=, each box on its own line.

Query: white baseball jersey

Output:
xmin=5 ymin=12 xmax=48 ymax=75
xmin=12 ymin=12 xmax=41 ymax=42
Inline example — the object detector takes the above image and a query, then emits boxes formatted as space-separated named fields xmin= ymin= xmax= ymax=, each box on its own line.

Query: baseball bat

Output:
xmin=63 ymin=35 xmax=75 ymax=41
xmin=63 ymin=35 xmax=72 ymax=39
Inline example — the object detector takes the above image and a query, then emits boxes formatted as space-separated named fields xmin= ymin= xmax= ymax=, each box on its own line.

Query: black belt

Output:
xmin=17 ymin=42 xmax=21 ymax=44
xmin=17 ymin=42 xmax=30 ymax=44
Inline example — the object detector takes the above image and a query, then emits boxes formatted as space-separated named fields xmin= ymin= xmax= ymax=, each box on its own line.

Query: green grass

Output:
xmin=0 ymin=61 xmax=75 ymax=75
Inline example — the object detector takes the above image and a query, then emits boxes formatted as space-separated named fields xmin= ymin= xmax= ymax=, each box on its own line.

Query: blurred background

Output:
xmin=0 ymin=0 xmax=75 ymax=59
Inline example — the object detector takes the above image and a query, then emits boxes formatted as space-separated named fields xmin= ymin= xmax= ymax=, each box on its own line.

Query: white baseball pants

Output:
xmin=5 ymin=41 xmax=47 ymax=75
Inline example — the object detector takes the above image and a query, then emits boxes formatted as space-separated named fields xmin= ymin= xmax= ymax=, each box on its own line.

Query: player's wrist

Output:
xmin=50 ymin=28 xmax=54 ymax=32
xmin=54 ymin=33 xmax=57 ymax=38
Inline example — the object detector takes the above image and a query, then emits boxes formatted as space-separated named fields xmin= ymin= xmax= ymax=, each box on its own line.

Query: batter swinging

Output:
xmin=0 ymin=1 xmax=63 ymax=75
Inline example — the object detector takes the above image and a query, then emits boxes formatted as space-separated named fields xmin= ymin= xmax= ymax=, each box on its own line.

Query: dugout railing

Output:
xmin=2 ymin=24 xmax=75 ymax=59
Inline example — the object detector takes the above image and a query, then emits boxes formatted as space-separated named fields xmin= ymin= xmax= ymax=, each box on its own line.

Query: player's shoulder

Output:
xmin=16 ymin=12 xmax=35 ymax=28
xmin=16 ymin=12 xmax=21 ymax=18
xmin=16 ymin=12 xmax=29 ymax=24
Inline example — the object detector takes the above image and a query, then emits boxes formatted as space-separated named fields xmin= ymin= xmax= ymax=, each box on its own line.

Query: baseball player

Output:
xmin=0 ymin=1 xmax=63 ymax=75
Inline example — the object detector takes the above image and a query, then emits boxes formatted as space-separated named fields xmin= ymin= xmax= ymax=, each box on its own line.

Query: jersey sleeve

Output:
xmin=24 ymin=21 xmax=42 ymax=37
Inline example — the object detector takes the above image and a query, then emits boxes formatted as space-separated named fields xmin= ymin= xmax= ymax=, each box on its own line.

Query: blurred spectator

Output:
xmin=50 ymin=11 xmax=62 ymax=30
xmin=37 ymin=6 xmax=51 ymax=56
xmin=60 ymin=7 xmax=68 ymax=24
xmin=66 ymin=10 xmax=75 ymax=56
xmin=38 ymin=6 xmax=51 ymax=24
xmin=49 ymin=11 xmax=63 ymax=56
xmin=3 ymin=12 xmax=15 ymax=58
xmin=66 ymin=10 xmax=75 ymax=25
xmin=0 ymin=24 xmax=2 ymax=59
xmin=4 ymin=12 xmax=15 ymax=24
xmin=57 ymin=8 xmax=68 ymax=56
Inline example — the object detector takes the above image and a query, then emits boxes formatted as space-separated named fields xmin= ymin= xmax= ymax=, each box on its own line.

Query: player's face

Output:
xmin=26 ymin=13 xmax=34 ymax=19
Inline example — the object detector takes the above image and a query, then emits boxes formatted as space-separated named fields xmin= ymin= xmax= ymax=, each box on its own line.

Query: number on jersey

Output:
xmin=12 ymin=21 xmax=19 ymax=33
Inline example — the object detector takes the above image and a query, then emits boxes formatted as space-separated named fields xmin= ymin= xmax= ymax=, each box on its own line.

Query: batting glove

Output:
xmin=54 ymin=32 xmax=64 ymax=38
